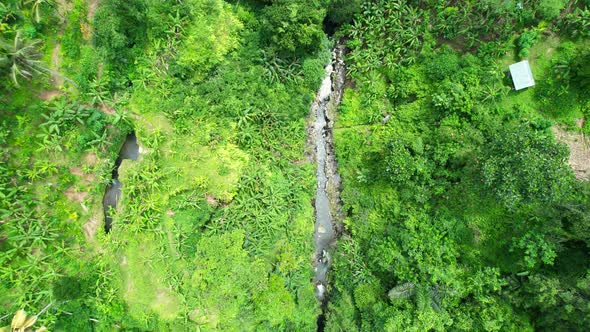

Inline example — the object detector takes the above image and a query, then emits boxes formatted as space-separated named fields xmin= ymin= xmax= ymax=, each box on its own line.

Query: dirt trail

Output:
xmin=80 ymin=0 xmax=98 ymax=41
xmin=50 ymin=43 xmax=64 ymax=86
xmin=40 ymin=0 xmax=70 ymax=92
xmin=87 ymin=0 xmax=99 ymax=28
xmin=38 ymin=90 xmax=61 ymax=101
xmin=553 ymin=125 xmax=590 ymax=180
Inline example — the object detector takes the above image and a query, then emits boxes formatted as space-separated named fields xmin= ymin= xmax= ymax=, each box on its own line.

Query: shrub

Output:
xmin=432 ymin=80 xmax=473 ymax=116
xmin=260 ymin=0 xmax=326 ymax=57
xmin=516 ymin=29 xmax=540 ymax=59
xmin=537 ymin=0 xmax=567 ymax=21
xmin=326 ymin=0 xmax=361 ymax=25
xmin=561 ymin=8 xmax=590 ymax=38
xmin=302 ymin=57 xmax=326 ymax=90
xmin=481 ymin=123 xmax=574 ymax=209
xmin=426 ymin=48 xmax=460 ymax=81
xmin=177 ymin=0 xmax=243 ymax=80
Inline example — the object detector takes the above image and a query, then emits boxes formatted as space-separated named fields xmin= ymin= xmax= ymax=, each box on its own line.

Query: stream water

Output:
xmin=310 ymin=43 xmax=346 ymax=309
xmin=103 ymin=132 xmax=139 ymax=233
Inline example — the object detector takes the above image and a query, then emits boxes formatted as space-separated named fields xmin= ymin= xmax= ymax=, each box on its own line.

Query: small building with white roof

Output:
xmin=509 ymin=60 xmax=535 ymax=91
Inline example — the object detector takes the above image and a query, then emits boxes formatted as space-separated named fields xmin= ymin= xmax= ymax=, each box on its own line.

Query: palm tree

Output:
xmin=0 ymin=30 xmax=43 ymax=86
xmin=20 ymin=0 xmax=59 ymax=23
xmin=0 ymin=30 xmax=76 ymax=87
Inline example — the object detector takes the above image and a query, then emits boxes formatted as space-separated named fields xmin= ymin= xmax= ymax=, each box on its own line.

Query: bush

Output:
xmin=177 ymin=0 xmax=243 ymax=80
xmin=432 ymin=80 xmax=473 ymax=116
xmin=561 ymin=8 xmax=590 ymax=38
xmin=260 ymin=0 xmax=327 ymax=57
xmin=571 ymin=49 xmax=590 ymax=91
xmin=426 ymin=48 xmax=460 ymax=81
xmin=517 ymin=29 xmax=540 ymax=59
xmin=302 ymin=57 xmax=326 ymax=90
xmin=326 ymin=0 xmax=361 ymax=25
xmin=481 ymin=123 xmax=574 ymax=209
xmin=537 ymin=0 xmax=567 ymax=21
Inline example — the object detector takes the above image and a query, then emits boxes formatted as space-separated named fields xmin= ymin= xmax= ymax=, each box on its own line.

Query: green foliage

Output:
xmin=177 ymin=0 xmax=242 ymax=80
xmin=378 ymin=138 xmax=428 ymax=186
xmin=3 ymin=0 xmax=590 ymax=331
xmin=0 ymin=30 xmax=44 ymax=86
xmin=346 ymin=1 xmax=427 ymax=74
xmin=425 ymin=48 xmax=460 ymax=81
xmin=260 ymin=0 xmax=327 ymax=57
xmin=388 ymin=282 xmax=416 ymax=299
xmin=481 ymin=123 xmax=573 ymax=209
xmin=517 ymin=29 xmax=540 ymax=59
xmin=93 ymin=0 xmax=148 ymax=78
xmin=35 ymin=98 xmax=110 ymax=152
xmin=561 ymin=8 xmax=590 ymax=38
xmin=570 ymin=49 xmax=590 ymax=91
xmin=432 ymin=80 xmax=473 ymax=116
xmin=537 ymin=0 xmax=566 ymax=21
xmin=327 ymin=3 xmax=590 ymax=330
xmin=509 ymin=271 xmax=590 ymax=330
xmin=427 ymin=0 xmax=526 ymax=53
xmin=511 ymin=231 xmax=557 ymax=269
xmin=326 ymin=0 xmax=361 ymax=25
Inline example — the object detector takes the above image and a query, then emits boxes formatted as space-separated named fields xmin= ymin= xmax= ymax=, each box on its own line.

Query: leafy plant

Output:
xmin=561 ymin=8 xmax=590 ymax=38
xmin=517 ymin=29 xmax=540 ymax=59
xmin=481 ymin=123 xmax=573 ymax=209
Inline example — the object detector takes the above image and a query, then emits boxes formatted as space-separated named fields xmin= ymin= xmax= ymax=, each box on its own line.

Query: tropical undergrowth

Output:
xmin=325 ymin=0 xmax=590 ymax=331
xmin=1 ymin=0 xmax=337 ymax=330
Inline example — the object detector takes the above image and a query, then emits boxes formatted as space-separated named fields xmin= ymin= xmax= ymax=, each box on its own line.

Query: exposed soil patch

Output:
xmin=87 ymin=0 xmax=99 ymax=26
xmin=553 ymin=126 xmax=590 ymax=180
xmin=205 ymin=194 xmax=218 ymax=207
xmin=437 ymin=36 xmax=469 ymax=52
xmin=82 ymin=102 xmax=116 ymax=115
xmin=80 ymin=21 xmax=92 ymax=40
xmin=70 ymin=166 xmax=84 ymax=177
xmin=84 ymin=151 xmax=99 ymax=166
xmin=80 ymin=0 xmax=100 ymax=40
xmin=97 ymin=63 xmax=104 ymax=80
xmin=38 ymin=90 xmax=61 ymax=101
xmin=69 ymin=166 xmax=96 ymax=182
xmin=100 ymin=103 xmax=116 ymax=115
xmin=65 ymin=186 xmax=89 ymax=202
xmin=83 ymin=213 xmax=101 ymax=240
xmin=50 ymin=43 xmax=64 ymax=86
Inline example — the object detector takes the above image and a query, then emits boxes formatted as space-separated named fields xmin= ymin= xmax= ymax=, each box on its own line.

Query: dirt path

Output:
xmin=87 ymin=0 xmax=99 ymax=25
xmin=50 ymin=42 xmax=64 ymax=86
xmin=553 ymin=125 xmax=590 ymax=180
xmin=39 ymin=0 xmax=70 ymax=94
xmin=80 ymin=0 xmax=100 ymax=40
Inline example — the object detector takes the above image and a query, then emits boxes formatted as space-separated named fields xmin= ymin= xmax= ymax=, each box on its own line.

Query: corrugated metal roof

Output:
xmin=509 ymin=60 xmax=535 ymax=91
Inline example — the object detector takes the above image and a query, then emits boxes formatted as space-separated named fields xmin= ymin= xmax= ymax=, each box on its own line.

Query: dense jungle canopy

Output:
xmin=1 ymin=0 xmax=590 ymax=331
